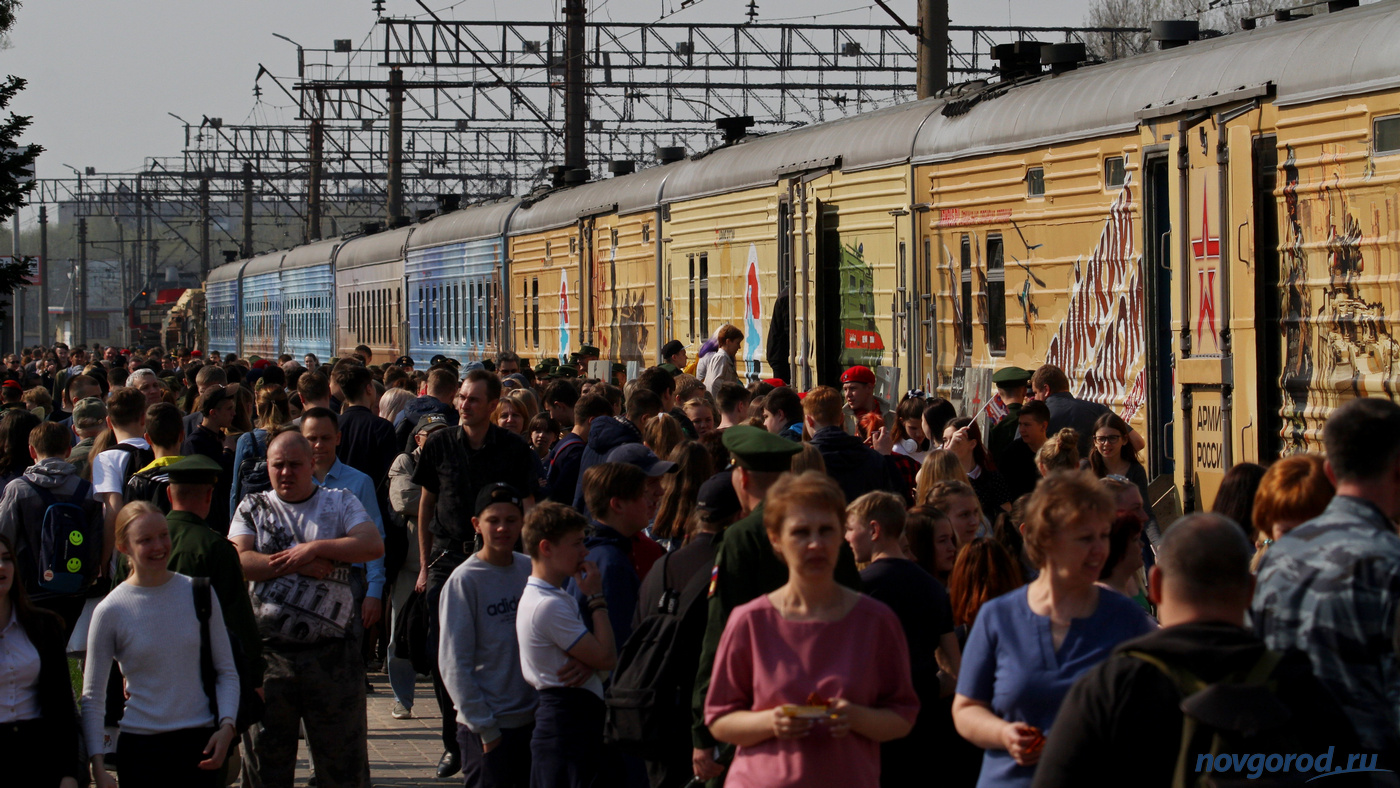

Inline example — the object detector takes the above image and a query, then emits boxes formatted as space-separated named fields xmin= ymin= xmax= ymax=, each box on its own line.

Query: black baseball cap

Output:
xmin=474 ymin=482 xmax=525 ymax=517
xmin=660 ymin=340 xmax=685 ymax=359
xmin=696 ymin=469 xmax=740 ymax=520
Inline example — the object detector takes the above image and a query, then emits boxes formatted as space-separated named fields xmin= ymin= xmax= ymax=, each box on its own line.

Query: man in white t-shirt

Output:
xmin=89 ymin=387 xmax=152 ymax=570
xmin=516 ymin=502 xmax=617 ymax=788
xmin=230 ymin=431 xmax=385 ymax=788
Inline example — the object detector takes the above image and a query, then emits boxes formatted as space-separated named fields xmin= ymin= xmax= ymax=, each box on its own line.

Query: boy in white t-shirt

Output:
xmin=90 ymin=387 xmax=151 ymax=568
xmin=516 ymin=502 xmax=616 ymax=788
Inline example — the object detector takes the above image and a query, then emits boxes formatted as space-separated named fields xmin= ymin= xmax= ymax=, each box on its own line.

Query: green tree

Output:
xmin=0 ymin=0 xmax=40 ymax=325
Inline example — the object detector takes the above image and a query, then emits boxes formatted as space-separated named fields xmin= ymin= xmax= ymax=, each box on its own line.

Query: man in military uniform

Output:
xmin=987 ymin=366 xmax=1032 ymax=467
xmin=1253 ymin=397 xmax=1400 ymax=762
xmin=580 ymin=344 xmax=601 ymax=370
xmin=689 ymin=426 xmax=862 ymax=784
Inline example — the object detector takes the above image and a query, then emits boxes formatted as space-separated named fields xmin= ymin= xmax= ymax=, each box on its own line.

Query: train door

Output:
xmin=581 ymin=219 xmax=596 ymax=348
xmin=815 ymin=203 xmax=888 ymax=387
xmin=1252 ymin=135 xmax=1283 ymax=461
xmin=1143 ymin=153 xmax=1175 ymax=501
xmin=815 ymin=204 xmax=841 ymax=386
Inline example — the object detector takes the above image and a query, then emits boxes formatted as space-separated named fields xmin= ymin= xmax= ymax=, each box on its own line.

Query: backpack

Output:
xmin=123 ymin=465 xmax=173 ymax=514
xmin=28 ymin=478 xmax=101 ymax=595
xmin=193 ymin=577 xmax=264 ymax=734
xmin=106 ymin=443 xmax=156 ymax=493
xmin=237 ymin=431 xmax=271 ymax=501
xmin=1123 ymin=648 xmax=1291 ymax=788
xmin=604 ymin=551 xmax=710 ymax=756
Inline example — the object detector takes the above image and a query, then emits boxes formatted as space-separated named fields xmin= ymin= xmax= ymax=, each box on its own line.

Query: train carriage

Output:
xmin=663 ymin=100 xmax=939 ymax=391
xmin=405 ymin=200 xmax=519 ymax=365
xmin=239 ymin=251 xmax=287 ymax=360
xmin=280 ymin=238 xmax=340 ymax=364
xmin=909 ymin=1 xmax=1400 ymax=511
xmin=205 ymin=259 xmax=246 ymax=359
xmin=336 ymin=226 xmax=411 ymax=364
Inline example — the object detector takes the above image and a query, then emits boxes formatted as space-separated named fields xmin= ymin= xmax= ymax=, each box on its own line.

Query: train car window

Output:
xmin=546 ymin=240 xmax=552 ymax=260
xmin=417 ymin=287 xmax=425 ymax=344
xmin=1027 ymin=167 xmax=1045 ymax=198
xmin=486 ymin=280 xmax=494 ymax=345
xmin=477 ymin=280 xmax=486 ymax=345
xmin=1104 ymin=156 xmax=1126 ymax=190
xmin=960 ymin=235 xmax=973 ymax=355
xmin=532 ymin=277 xmax=541 ymax=347
xmin=688 ymin=255 xmax=697 ymax=341
xmin=1375 ymin=115 xmax=1400 ymax=155
xmin=610 ymin=228 xmax=619 ymax=248
xmin=570 ymin=236 xmax=578 ymax=255
xmin=699 ymin=253 xmax=710 ymax=340
xmin=987 ymin=234 xmax=1006 ymax=356
xmin=641 ymin=223 xmax=651 ymax=244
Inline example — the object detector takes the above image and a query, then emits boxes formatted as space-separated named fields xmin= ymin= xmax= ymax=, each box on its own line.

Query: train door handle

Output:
xmin=1158 ymin=230 xmax=1172 ymax=272
xmin=1161 ymin=418 xmax=1174 ymax=462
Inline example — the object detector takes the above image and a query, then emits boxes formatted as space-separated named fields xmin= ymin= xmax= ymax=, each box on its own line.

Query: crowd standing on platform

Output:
xmin=0 ymin=335 xmax=1397 ymax=787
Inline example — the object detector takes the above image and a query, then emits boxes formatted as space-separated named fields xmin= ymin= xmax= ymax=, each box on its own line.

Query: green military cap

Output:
xmin=542 ymin=357 xmax=560 ymax=368
xmin=992 ymin=366 xmax=1032 ymax=386
xmin=657 ymin=362 xmax=681 ymax=377
xmin=534 ymin=361 xmax=553 ymax=375
xmin=722 ymin=425 xmax=803 ymax=473
xmin=611 ymin=362 xmax=626 ymax=374
xmin=569 ymin=352 xmax=582 ymax=364
xmin=581 ymin=344 xmax=600 ymax=356
xmin=164 ymin=454 xmax=223 ymax=485
xmin=557 ymin=364 xmax=579 ymax=378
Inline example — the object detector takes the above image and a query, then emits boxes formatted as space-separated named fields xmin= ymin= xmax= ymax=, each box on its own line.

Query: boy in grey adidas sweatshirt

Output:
xmin=438 ymin=483 xmax=537 ymax=787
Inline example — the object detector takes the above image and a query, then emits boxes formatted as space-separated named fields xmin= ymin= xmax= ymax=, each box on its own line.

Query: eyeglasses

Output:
xmin=1104 ymin=474 xmax=1132 ymax=484
xmin=1094 ymin=434 xmax=1122 ymax=445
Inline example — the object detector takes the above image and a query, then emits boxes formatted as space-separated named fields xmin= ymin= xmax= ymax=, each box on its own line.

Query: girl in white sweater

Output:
xmin=81 ymin=501 xmax=239 ymax=788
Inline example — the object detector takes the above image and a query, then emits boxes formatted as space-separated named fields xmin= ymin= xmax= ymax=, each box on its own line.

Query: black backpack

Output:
xmin=123 ymin=465 xmax=173 ymax=514
xmin=193 ymin=577 xmax=264 ymax=734
xmin=107 ymin=443 xmax=155 ymax=492
xmin=604 ymin=551 xmax=710 ymax=756
xmin=237 ymin=432 xmax=271 ymax=502
xmin=27 ymin=478 xmax=102 ymax=595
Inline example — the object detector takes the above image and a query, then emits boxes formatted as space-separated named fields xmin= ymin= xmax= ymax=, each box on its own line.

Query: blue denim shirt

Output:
xmin=1252 ymin=494 xmax=1400 ymax=753
xmin=315 ymin=458 xmax=387 ymax=600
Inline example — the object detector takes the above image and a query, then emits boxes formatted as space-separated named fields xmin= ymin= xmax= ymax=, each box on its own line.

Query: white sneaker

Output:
xmin=391 ymin=702 xmax=413 ymax=720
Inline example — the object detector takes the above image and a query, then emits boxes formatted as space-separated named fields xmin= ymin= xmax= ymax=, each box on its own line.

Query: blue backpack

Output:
xmin=28 ymin=478 xmax=101 ymax=595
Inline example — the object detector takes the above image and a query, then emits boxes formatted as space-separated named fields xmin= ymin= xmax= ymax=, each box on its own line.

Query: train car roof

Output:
xmin=242 ymin=251 xmax=287 ymax=278
xmin=206 ymin=259 xmax=247 ymax=285
xmin=662 ymin=98 xmax=942 ymax=203
xmin=912 ymin=1 xmax=1400 ymax=163
xmin=281 ymin=237 xmax=342 ymax=272
xmin=508 ymin=161 xmax=684 ymax=236
xmin=407 ymin=199 xmax=521 ymax=250
xmin=336 ymin=226 xmax=414 ymax=271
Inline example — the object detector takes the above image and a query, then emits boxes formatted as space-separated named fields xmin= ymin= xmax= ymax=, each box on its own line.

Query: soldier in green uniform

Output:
xmin=116 ymin=454 xmax=264 ymax=685
xmin=690 ymin=426 xmax=862 ymax=784
xmin=987 ymin=366 xmax=1032 ymax=467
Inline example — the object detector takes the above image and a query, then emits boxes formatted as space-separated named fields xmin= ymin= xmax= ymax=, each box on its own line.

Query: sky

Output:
xmin=6 ymin=0 xmax=1097 ymax=176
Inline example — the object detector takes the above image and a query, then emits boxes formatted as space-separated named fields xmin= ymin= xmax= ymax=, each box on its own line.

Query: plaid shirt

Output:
xmin=1252 ymin=495 xmax=1400 ymax=753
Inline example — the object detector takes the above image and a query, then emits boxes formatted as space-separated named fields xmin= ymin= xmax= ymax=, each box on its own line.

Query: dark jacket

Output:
xmin=544 ymin=432 xmax=586 ymax=505
xmin=568 ymin=523 xmax=641 ymax=646
xmin=809 ymin=425 xmax=900 ymax=503
xmin=337 ymin=404 xmax=398 ymax=488
xmin=1034 ymin=622 xmax=1363 ymax=788
xmin=23 ymin=609 xmax=85 ymax=781
xmin=571 ymin=416 xmax=644 ymax=514
xmin=394 ymin=395 xmax=459 ymax=451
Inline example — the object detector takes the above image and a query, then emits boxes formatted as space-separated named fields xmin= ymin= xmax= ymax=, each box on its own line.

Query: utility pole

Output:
xmin=37 ymin=205 xmax=48 ymax=346
xmin=917 ymin=0 xmax=949 ymax=98
xmin=76 ymin=218 xmax=87 ymax=347
xmin=308 ymin=120 xmax=323 ymax=241
xmin=564 ymin=0 xmax=587 ymax=172
xmin=9 ymin=214 xmax=20 ymax=353
xmin=242 ymin=162 xmax=255 ymax=257
xmin=198 ymin=168 xmax=211 ymax=277
xmin=387 ymin=68 xmax=405 ymax=225
xmin=135 ymin=177 xmax=145 ymax=305
xmin=146 ymin=194 xmax=156 ymax=290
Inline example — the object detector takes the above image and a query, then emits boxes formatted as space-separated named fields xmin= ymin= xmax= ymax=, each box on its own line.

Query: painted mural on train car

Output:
xmin=1278 ymin=139 xmax=1400 ymax=453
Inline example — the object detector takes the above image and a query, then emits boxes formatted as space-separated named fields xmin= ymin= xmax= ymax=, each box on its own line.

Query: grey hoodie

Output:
xmin=0 ymin=457 xmax=99 ymax=599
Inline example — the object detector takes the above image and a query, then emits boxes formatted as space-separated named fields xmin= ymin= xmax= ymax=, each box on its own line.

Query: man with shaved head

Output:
xmin=1034 ymin=513 xmax=1358 ymax=787
xmin=230 ymin=430 xmax=385 ymax=788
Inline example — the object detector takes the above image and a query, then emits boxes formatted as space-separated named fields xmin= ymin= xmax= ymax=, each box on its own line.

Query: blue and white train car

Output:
xmin=240 ymin=251 xmax=287 ymax=359
xmin=404 ymin=199 xmax=520 ymax=365
xmin=336 ymin=226 xmax=411 ymax=364
xmin=280 ymin=238 xmax=340 ymax=364
xmin=205 ymin=258 xmax=247 ymax=359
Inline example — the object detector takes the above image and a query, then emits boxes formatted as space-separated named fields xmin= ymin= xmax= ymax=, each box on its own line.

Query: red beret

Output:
xmin=762 ymin=378 xmax=786 ymax=388
xmin=190 ymin=350 xmax=203 ymax=357
xmin=1 ymin=380 xmax=20 ymax=390
xmin=839 ymin=365 xmax=876 ymax=386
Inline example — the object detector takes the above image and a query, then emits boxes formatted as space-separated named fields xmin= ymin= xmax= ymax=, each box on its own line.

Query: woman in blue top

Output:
xmin=228 ymin=384 xmax=290 ymax=514
xmin=953 ymin=470 xmax=1154 ymax=788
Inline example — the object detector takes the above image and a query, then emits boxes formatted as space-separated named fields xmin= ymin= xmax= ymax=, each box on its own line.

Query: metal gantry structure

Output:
xmin=20 ymin=15 xmax=1144 ymax=348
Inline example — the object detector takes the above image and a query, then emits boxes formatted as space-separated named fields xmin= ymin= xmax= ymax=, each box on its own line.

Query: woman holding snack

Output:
xmin=705 ymin=471 xmax=919 ymax=787
xmin=952 ymin=470 xmax=1154 ymax=787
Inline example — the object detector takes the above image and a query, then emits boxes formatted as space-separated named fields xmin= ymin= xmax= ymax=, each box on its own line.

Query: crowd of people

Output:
xmin=0 ymin=331 xmax=1396 ymax=788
